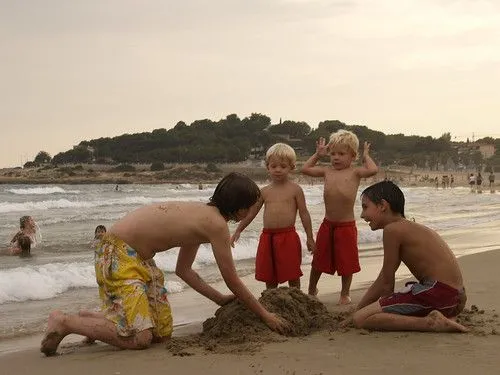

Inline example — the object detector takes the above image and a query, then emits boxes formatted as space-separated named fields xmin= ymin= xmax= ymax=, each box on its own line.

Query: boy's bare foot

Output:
xmin=338 ymin=295 xmax=352 ymax=305
xmin=308 ymin=288 xmax=318 ymax=297
xmin=81 ymin=337 xmax=96 ymax=345
xmin=40 ymin=311 xmax=67 ymax=356
xmin=427 ymin=310 xmax=469 ymax=333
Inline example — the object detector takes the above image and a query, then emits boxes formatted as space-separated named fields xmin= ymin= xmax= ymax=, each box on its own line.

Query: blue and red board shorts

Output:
xmin=255 ymin=226 xmax=303 ymax=284
xmin=379 ymin=280 xmax=466 ymax=318
xmin=311 ymin=219 xmax=360 ymax=276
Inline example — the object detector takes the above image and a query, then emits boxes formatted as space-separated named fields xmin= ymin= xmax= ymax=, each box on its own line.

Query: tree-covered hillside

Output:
xmin=29 ymin=113 xmax=499 ymax=171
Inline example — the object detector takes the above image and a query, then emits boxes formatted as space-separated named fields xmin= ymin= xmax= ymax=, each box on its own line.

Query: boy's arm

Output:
xmin=357 ymin=272 xmax=385 ymax=309
xmin=301 ymin=138 xmax=328 ymax=177
xmin=175 ymin=244 xmax=229 ymax=306
xmin=209 ymin=224 xmax=289 ymax=333
xmin=230 ymin=195 xmax=264 ymax=247
xmin=10 ymin=231 xmax=21 ymax=244
xmin=357 ymin=226 xmax=401 ymax=309
xmin=295 ymin=185 xmax=316 ymax=253
xmin=356 ymin=142 xmax=379 ymax=178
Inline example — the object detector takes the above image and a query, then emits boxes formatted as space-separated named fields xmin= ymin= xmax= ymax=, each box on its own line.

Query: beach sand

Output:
xmin=2 ymin=249 xmax=500 ymax=375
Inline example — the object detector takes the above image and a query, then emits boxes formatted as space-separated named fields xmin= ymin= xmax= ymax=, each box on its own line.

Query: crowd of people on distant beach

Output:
xmin=467 ymin=171 xmax=496 ymax=193
xmin=33 ymin=129 xmax=475 ymax=357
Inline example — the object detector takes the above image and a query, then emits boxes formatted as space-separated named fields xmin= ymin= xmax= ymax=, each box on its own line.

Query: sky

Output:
xmin=1 ymin=0 xmax=499 ymax=168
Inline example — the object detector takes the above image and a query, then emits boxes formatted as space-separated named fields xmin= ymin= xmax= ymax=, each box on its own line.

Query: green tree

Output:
xmin=34 ymin=151 xmax=52 ymax=164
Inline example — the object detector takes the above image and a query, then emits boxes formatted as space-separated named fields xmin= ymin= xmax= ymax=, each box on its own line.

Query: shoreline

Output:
xmin=0 ymin=163 xmax=486 ymax=188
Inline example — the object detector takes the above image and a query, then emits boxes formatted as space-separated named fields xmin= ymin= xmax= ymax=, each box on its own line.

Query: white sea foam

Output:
xmin=0 ymin=195 xmax=207 ymax=213
xmin=6 ymin=187 xmax=80 ymax=195
xmin=0 ymin=260 xmax=184 ymax=304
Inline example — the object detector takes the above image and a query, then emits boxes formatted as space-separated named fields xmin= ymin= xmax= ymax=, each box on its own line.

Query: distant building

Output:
xmin=478 ymin=144 xmax=495 ymax=159
xmin=454 ymin=142 xmax=496 ymax=160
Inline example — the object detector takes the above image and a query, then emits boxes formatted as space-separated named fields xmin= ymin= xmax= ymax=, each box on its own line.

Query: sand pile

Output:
xmin=166 ymin=287 xmax=341 ymax=355
xmin=457 ymin=305 xmax=500 ymax=336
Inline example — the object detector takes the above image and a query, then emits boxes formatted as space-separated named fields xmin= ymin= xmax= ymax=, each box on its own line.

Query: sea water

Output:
xmin=0 ymin=182 xmax=499 ymax=341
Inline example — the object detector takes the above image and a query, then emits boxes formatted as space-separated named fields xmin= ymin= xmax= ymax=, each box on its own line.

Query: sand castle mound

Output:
xmin=203 ymin=287 xmax=335 ymax=340
xmin=167 ymin=287 xmax=341 ymax=355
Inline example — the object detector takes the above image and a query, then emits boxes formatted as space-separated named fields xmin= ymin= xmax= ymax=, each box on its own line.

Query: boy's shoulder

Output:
xmin=383 ymin=219 xmax=413 ymax=236
xmin=383 ymin=219 xmax=431 ymax=240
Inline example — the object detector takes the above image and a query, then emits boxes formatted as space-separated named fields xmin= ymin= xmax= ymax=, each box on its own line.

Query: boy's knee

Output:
xmin=352 ymin=311 xmax=365 ymax=329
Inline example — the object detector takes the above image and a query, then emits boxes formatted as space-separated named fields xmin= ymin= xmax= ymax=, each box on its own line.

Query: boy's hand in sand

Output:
xmin=230 ymin=231 xmax=240 ymax=248
xmin=339 ymin=316 xmax=353 ymax=328
xmin=306 ymin=237 xmax=316 ymax=254
xmin=263 ymin=312 xmax=291 ymax=334
xmin=316 ymin=137 xmax=329 ymax=157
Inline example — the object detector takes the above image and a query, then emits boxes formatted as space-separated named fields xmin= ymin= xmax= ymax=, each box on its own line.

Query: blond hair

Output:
xmin=265 ymin=143 xmax=296 ymax=167
xmin=328 ymin=130 xmax=359 ymax=159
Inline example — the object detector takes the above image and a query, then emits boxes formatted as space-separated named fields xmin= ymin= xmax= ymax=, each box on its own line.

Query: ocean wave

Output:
xmin=0 ymin=196 xmax=206 ymax=213
xmin=5 ymin=186 xmax=80 ymax=195
xmin=0 ymin=261 xmax=184 ymax=304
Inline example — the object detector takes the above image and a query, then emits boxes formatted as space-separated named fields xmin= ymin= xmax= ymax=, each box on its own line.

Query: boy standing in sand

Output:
xmin=353 ymin=181 xmax=467 ymax=332
xmin=301 ymin=130 xmax=378 ymax=304
xmin=41 ymin=173 xmax=289 ymax=356
xmin=231 ymin=143 xmax=315 ymax=290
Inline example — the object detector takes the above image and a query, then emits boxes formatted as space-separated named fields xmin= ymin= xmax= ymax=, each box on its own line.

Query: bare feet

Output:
xmin=338 ymin=295 xmax=352 ymax=305
xmin=427 ymin=310 xmax=469 ymax=333
xmin=40 ymin=311 xmax=67 ymax=356
xmin=308 ymin=288 xmax=318 ymax=297
xmin=81 ymin=337 xmax=96 ymax=345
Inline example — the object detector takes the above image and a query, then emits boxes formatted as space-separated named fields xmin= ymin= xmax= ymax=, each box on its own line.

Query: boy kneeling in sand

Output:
xmin=353 ymin=181 xmax=468 ymax=332
xmin=41 ymin=173 xmax=289 ymax=356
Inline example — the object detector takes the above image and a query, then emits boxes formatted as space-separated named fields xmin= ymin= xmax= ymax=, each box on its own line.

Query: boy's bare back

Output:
xmin=384 ymin=220 xmax=464 ymax=289
xmin=110 ymin=202 xmax=228 ymax=259
xmin=261 ymin=181 xmax=301 ymax=228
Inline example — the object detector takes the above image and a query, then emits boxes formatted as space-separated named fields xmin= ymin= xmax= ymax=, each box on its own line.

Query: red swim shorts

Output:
xmin=379 ymin=280 xmax=466 ymax=318
xmin=255 ymin=226 xmax=303 ymax=284
xmin=311 ymin=219 xmax=360 ymax=276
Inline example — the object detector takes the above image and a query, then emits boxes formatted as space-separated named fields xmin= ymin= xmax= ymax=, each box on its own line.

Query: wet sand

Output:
xmin=2 ymin=248 xmax=500 ymax=375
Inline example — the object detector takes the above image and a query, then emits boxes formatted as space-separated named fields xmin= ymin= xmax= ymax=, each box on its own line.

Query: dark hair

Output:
xmin=18 ymin=234 xmax=31 ymax=257
xmin=208 ymin=172 xmax=260 ymax=220
xmin=20 ymin=216 xmax=31 ymax=229
xmin=362 ymin=181 xmax=405 ymax=218
xmin=95 ymin=225 xmax=107 ymax=234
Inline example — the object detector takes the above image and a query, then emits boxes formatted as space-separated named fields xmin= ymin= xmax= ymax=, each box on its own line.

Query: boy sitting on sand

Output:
xmin=301 ymin=130 xmax=378 ymax=304
xmin=353 ymin=181 xmax=468 ymax=332
xmin=41 ymin=173 xmax=289 ymax=356
xmin=231 ymin=143 xmax=315 ymax=290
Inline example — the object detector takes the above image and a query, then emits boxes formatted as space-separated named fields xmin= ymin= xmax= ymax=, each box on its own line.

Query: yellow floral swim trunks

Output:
xmin=94 ymin=233 xmax=173 ymax=338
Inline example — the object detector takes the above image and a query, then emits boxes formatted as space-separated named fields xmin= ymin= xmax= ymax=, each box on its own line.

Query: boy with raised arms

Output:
xmin=301 ymin=130 xmax=378 ymax=304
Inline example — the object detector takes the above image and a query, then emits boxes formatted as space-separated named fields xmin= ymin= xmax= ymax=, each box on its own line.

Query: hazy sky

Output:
xmin=1 ymin=0 xmax=499 ymax=167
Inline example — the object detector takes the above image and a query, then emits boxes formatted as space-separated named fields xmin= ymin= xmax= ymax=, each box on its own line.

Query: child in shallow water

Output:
xmin=91 ymin=225 xmax=107 ymax=248
xmin=8 ymin=216 xmax=39 ymax=255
